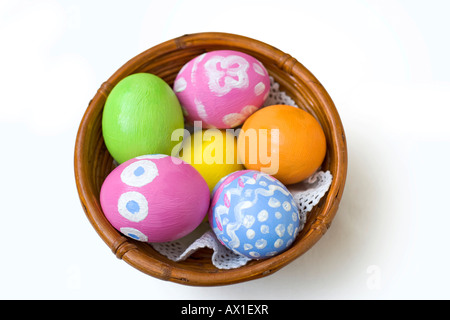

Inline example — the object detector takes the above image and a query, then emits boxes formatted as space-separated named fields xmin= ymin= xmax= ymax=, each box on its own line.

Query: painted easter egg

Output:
xmin=209 ymin=170 xmax=303 ymax=259
xmin=102 ymin=73 xmax=184 ymax=164
xmin=237 ymin=105 xmax=327 ymax=185
xmin=173 ymin=50 xmax=271 ymax=129
xmin=178 ymin=129 xmax=244 ymax=193
xmin=100 ymin=154 xmax=210 ymax=243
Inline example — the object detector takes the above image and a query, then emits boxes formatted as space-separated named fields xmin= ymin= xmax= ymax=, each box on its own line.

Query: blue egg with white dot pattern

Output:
xmin=210 ymin=170 xmax=303 ymax=259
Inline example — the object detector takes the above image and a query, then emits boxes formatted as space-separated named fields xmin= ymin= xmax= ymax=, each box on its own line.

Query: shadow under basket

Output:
xmin=74 ymin=32 xmax=348 ymax=286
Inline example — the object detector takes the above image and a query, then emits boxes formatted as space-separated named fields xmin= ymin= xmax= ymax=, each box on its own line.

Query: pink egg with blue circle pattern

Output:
xmin=209 ymin=170 xmax=304 ymax=259
xmin=173 ymin=50 xmax=271 ymax=129
xmin=100 ymin=154 xmax=210 ymax=243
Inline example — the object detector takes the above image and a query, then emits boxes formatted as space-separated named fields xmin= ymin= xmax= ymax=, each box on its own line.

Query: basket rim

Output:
xmin=74 ymin=32 xmax=347 ymax=286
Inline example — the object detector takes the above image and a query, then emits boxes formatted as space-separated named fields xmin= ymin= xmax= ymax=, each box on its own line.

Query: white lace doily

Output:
xmin=263 ymin=76 xmax=298 ymax=108
xmin=150 ymin=170 xmax=332 ymax=269
xmin=150 ymin=77 xmax=333 ymax=270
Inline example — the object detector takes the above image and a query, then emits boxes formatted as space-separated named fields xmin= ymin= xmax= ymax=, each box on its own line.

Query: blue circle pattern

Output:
xmin=117 ymin=191 xmax=148 ymax=223
xmin=126 ymin=200 xmax=140 ymax=214
xmin=116 ymin=156 xmax=168 ymax=242
xmin=127 ymin=232 xmax=140 ymax=240
xmin=133 ymin=166 xmax=145 ymax=176
xmin=211 ymin=171 xmax=301 ymax=259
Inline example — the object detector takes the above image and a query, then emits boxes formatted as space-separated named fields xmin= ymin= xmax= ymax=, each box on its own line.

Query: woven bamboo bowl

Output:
xmin=74 ymin=32 xmax=347 ymax=286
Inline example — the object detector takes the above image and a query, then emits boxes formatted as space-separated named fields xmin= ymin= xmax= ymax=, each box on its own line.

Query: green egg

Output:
xmin=102 ymin=73 xmax=184 ymax=164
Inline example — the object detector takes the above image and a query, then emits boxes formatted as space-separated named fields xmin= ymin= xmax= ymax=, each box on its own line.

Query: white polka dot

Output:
xmin=195 ymin=98 xmax=208 ymax=120
xmin=286 ymin=239 xmax=293 ymax=248
xmin=117 ymin=191 xmax=148 ymax=222
xmin=287 ymin=223 xmax=294 ymax=236
xmin=249 ymin=251 xmax=260 ymax=258
xmin=246 ymin=229 xmax=255 ymax=239
xmin=268 ymin=197 xmax=281 ymax=208
xmin=282 ymin=201 xmax=291 ymax=211
xmin=292 ymin=211 xmax=298 ymax=222
xmin=174 ymin=77 xmax=187 ymax=92
xmin=253 ymin=62 xmax=265 ymax=76
xmin=265 ymin=251 xmax=277 ymax=257
xmin=274 ymin=239 xmax=284 ymax=248
xmin=257 ymin=210 xmax=269 ymax=222
xmin=120 ymin=160 xmax=158 ymax=187
xmin=275 ymin=224 xmax=285 ymax=237
xmin=243 ymin=215 xmax=255 ymax=228
xmin=260 ymin=225 xmax=269 ymax=234
xmin=254 ymin=82 xmax=265 ymax=96
xmin=222 ymin=112 xmax=243 ymax=128
xmin=120 ymin=227 xmax=148 ymax=242
xmin=275 ymin=212 xmax=282 ymax=219
xmin=255 ymin=239 xmax=267 ymax=249
xmin=244 ymin=243 xmax=253 ymax=250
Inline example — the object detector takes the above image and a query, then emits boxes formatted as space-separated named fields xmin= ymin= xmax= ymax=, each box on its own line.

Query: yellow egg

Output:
xmin=179 ymin=129 xmax=244 ymax=193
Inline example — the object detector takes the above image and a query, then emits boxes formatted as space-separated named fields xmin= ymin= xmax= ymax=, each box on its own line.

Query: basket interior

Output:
xmin=76 ymin=33 xmax=345 ymax=285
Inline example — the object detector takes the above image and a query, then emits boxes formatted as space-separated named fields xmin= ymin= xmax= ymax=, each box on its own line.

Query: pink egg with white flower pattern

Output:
xmin=173 ymin=50 xmax=270 ymax=129
xmin=100 ymin=155 xmax=210 ymax=243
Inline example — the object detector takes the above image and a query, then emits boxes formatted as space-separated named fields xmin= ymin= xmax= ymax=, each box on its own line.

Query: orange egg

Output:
xmin=237 ymin=104 xmax=326 ymax=185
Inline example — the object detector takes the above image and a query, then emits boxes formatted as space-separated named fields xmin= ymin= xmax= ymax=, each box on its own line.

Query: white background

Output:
xmin=1 ymin=0 xmax=449 ymax=299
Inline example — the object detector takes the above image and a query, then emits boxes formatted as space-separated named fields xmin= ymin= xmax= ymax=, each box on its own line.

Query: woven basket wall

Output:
xmin=74 ymin=32 xmax=347 ymax=286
